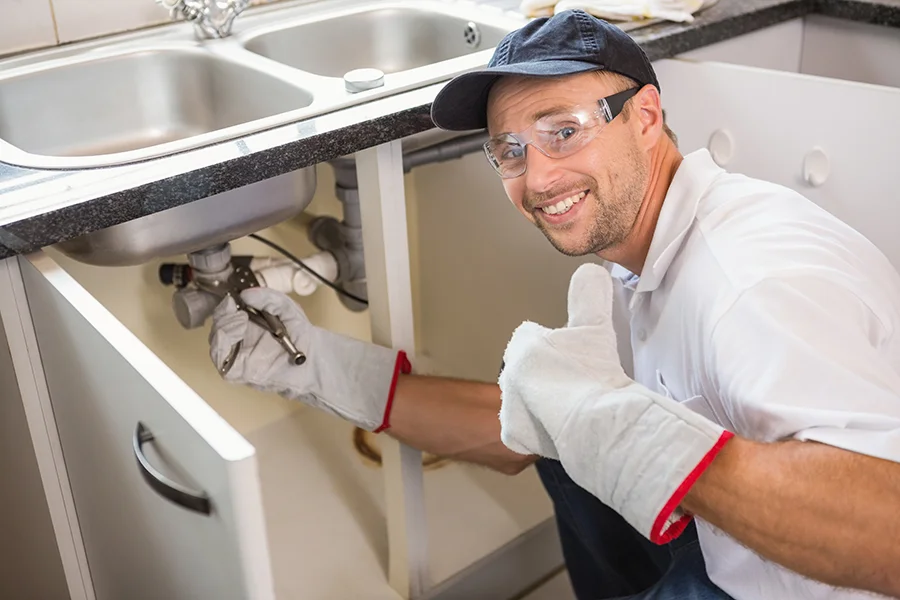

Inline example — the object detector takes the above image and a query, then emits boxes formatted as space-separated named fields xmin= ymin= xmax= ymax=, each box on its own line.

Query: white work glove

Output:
xmin=498 ymin=263 xmax=733 ymax=544
xmin=555 ymin=0 xmax=706 ymax=23
xmin=209 ymin=288 xmax=410 ymax=432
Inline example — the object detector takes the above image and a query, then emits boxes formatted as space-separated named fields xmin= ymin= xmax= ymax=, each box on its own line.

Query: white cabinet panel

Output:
xmin=801 ymin=15 xmax=900 ymax=89
xmin=18 ymin=252 xmax=274 ymax=600
xmin=656 ymin=58 xmax=900 ymax=269
xmin=675 ymin=18 xmax=804 ymax=72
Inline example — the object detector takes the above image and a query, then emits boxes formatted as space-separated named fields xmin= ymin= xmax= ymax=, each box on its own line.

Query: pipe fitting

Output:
xmin=318 ymin=131 xmax=489 ymax=312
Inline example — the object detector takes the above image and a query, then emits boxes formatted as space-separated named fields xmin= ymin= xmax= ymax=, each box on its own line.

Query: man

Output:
xmin=208 ymin=10 xmax=900 ymax=600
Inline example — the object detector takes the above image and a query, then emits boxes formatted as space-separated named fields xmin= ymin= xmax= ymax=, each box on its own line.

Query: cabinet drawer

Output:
xmin=15 ymin=220 xmax=556 ymax=599
xmin=655 ymin=58 xmax=900 ymax=268
xmin=18 ymin=252 xmax=275 ymax=600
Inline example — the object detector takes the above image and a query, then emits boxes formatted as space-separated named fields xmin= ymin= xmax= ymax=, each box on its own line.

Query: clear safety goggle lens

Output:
xmin=483 ymin=87 xmax=639 ymax=179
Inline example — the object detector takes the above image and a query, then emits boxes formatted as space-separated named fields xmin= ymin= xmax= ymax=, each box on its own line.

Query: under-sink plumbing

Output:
xmin=158 ymin=242 xmax=312 ymax=371
xmin=156 ymin=0 xmax=250 ymax=39
xmin=159 ymin=241 xmax=339 ymax=328
xmin=159 ymin=132 xmax=489 ymax=328
xmin=313 ymin=131 xmax=491 ymax=312
xmin=307 ymin=157 xmax=371 ymax=313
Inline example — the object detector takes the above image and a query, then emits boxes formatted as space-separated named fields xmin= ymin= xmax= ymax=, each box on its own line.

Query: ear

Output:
xmin=633 ymin=84 xmax=665 ymax=150
xmin=566 ymin=263 xmax=615 ymax=328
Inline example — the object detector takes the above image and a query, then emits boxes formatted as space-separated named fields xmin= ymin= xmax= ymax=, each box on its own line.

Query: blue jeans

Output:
xmin=535 ymin=459 xmax=734 ymax=600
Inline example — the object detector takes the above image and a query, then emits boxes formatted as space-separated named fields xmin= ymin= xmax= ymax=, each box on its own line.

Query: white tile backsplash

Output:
xmin=0 ymin=0 xmax=294 ymax=57
xmin=51 ymin=0 xmax=170 ymax=43
xmin=0 ymin=0 xmax=58 ymax=57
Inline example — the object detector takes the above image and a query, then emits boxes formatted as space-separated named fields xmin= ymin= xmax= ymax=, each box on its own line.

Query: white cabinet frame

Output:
xmin=356 ymin=140 xmax=429 ymax=599
xmin=0 ymin=257 xmax=95 ymax=600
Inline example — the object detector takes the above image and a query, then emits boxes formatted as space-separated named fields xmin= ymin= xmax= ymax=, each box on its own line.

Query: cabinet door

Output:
xmin=655 ymin=58 xmax=900 ymax=269
xmin=17 ymin=252 xmax=275 ymax=600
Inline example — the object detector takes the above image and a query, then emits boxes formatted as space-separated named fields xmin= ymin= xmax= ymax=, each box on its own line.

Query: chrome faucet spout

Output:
xmin=157 ymin=0 xmax=250 ymax=39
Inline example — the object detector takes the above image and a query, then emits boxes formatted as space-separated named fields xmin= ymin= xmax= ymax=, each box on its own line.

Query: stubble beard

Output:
xmin=534 ymin=159 xmax=648 ymax=258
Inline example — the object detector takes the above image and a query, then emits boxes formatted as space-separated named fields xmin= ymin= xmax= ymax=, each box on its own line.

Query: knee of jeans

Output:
xmin=534 ymin=458 xmax=565 ymax=488
xmin=535 ymin=458 xmax=582 ymax=497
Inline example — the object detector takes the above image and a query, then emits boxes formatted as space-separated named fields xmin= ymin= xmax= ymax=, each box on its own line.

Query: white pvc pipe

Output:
xmin=253 ymin=251 xmax=338 ymax=297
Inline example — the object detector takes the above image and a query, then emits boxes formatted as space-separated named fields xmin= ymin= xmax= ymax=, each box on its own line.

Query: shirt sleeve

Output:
xmin=707 ymin=275 xmax=900 ymax=463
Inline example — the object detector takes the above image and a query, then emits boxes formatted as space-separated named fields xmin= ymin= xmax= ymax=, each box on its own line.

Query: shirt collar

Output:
xmin=626 ymin=148 xmax=724 ymax=294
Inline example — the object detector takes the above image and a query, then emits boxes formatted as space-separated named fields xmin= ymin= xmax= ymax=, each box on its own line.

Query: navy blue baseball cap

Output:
xmin=431 ymin=9 xmax=660 ymax=131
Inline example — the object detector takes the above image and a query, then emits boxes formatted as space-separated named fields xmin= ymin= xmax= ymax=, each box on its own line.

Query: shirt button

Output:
xmin=636 ymin=329 xmax=647 ymax=341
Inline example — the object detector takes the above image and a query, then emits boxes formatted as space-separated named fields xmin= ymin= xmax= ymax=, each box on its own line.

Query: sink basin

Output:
xmin=0 ymin=0 xmax=524 ymax=266
xmin=242 ymin=5 xmax=511 ymax=77
xmin=0 ymin=0 xmax=524 ymax=171
xmin=54 ymin=168 xmax=317 ymax=266
xmin=0 ymin=47 xmax=313 ymax=164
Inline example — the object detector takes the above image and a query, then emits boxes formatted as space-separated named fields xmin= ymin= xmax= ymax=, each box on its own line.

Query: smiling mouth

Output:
xmin=539 ymin=190 xmax=587 ymax=216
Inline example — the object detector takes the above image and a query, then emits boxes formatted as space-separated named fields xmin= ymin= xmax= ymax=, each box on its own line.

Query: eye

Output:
xmin=555 ymin=126 xmax=578 ymax=140
xmin=501 ymin=144 xmax=525 ymax=160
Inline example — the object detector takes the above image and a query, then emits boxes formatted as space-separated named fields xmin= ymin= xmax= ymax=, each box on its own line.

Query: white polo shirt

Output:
xmin=609 ymin=149 xmax=900 ymax=600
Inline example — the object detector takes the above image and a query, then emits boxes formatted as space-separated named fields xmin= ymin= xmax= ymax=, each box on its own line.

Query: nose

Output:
xmin=522 ymin=144 xmax=566 ymax=193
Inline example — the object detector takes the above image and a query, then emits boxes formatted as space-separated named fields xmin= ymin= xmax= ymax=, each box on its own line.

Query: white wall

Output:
xmin=0 ymin=0 xmax=285 ymax=57
xmin=0 ymin=0 xmax=57 ymax=57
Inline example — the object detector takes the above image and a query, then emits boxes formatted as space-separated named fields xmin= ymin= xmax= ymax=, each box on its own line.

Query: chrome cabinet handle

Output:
xmin=133 ymin=422 xmax=211 ymax=516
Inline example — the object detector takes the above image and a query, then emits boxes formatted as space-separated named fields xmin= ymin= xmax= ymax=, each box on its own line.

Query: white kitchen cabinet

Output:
xmin=655 ymin=57 xmax=900 ymax=269
xmin=5 ymin=16 xmax=900 ymax=599
xmin=16 ymin=252 xmax=275 ymax=600
xmin=0 ymin=207 xmax=557 ymax=600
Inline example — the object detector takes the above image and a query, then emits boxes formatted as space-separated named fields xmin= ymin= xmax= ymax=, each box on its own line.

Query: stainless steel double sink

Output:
xmin=0 ymin=0 xmax=526 ymax=265
xmin=0 ymin=0 xmax=524 ymax=170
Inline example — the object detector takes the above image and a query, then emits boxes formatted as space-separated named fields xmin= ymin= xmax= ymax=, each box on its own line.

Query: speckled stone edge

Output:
xmin=635 ymin=0 xmax=812 ymax=60
xmin=0 ymin=105 xmax=435 ymax=259
xmin=818 ymin=0 xmax=900 ymax=27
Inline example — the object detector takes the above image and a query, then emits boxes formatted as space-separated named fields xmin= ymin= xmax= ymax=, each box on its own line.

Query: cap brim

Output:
xmin=430 ymin=60 xmax=603 ymax=131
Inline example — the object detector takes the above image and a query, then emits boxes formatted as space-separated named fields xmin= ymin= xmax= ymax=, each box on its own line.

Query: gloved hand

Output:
xmin=209 ymin=288 xmax=410 ymax=432
xmin=498 ymin=263 xmax=733 ymax=544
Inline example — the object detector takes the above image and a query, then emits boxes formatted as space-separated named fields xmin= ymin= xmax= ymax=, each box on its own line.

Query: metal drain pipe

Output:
xmin=401 ymin=132 xmax=489 ymax=172
xmin=307 ymin=132 xmax=489 ymax=311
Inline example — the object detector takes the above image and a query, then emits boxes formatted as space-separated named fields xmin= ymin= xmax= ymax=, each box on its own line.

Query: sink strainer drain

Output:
xmin=464 ymin=21 xmax=482 ymax=49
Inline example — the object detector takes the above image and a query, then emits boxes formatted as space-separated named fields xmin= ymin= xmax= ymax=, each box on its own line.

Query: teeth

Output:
xmin=541 ymin=191 xmax=586 ymax=215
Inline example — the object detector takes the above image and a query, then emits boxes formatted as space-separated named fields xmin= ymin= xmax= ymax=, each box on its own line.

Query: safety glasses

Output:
xmin=483 ymin=87 xmax=638 ymax=179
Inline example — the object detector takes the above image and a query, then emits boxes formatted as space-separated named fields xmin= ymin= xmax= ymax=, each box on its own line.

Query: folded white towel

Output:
xmin=520 ymin=0 xmax=557 ymax=17
xmin=555 ymin=0 xmax=705 ymax=23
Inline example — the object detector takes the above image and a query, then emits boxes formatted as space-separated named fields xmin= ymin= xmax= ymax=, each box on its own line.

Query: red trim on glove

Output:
xmin=649 ymin=430 xmax=735 ymax=545
xmin=373 ymin=351 xmax=412 ymax=433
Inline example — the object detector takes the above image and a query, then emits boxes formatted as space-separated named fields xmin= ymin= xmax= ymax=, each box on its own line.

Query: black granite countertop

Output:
xmin=1 ymin=0 xmax=898 ymax=259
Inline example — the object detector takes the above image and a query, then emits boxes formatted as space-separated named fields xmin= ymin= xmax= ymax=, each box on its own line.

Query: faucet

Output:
xmin=157 ymin=0 xmax=251 ymax=39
